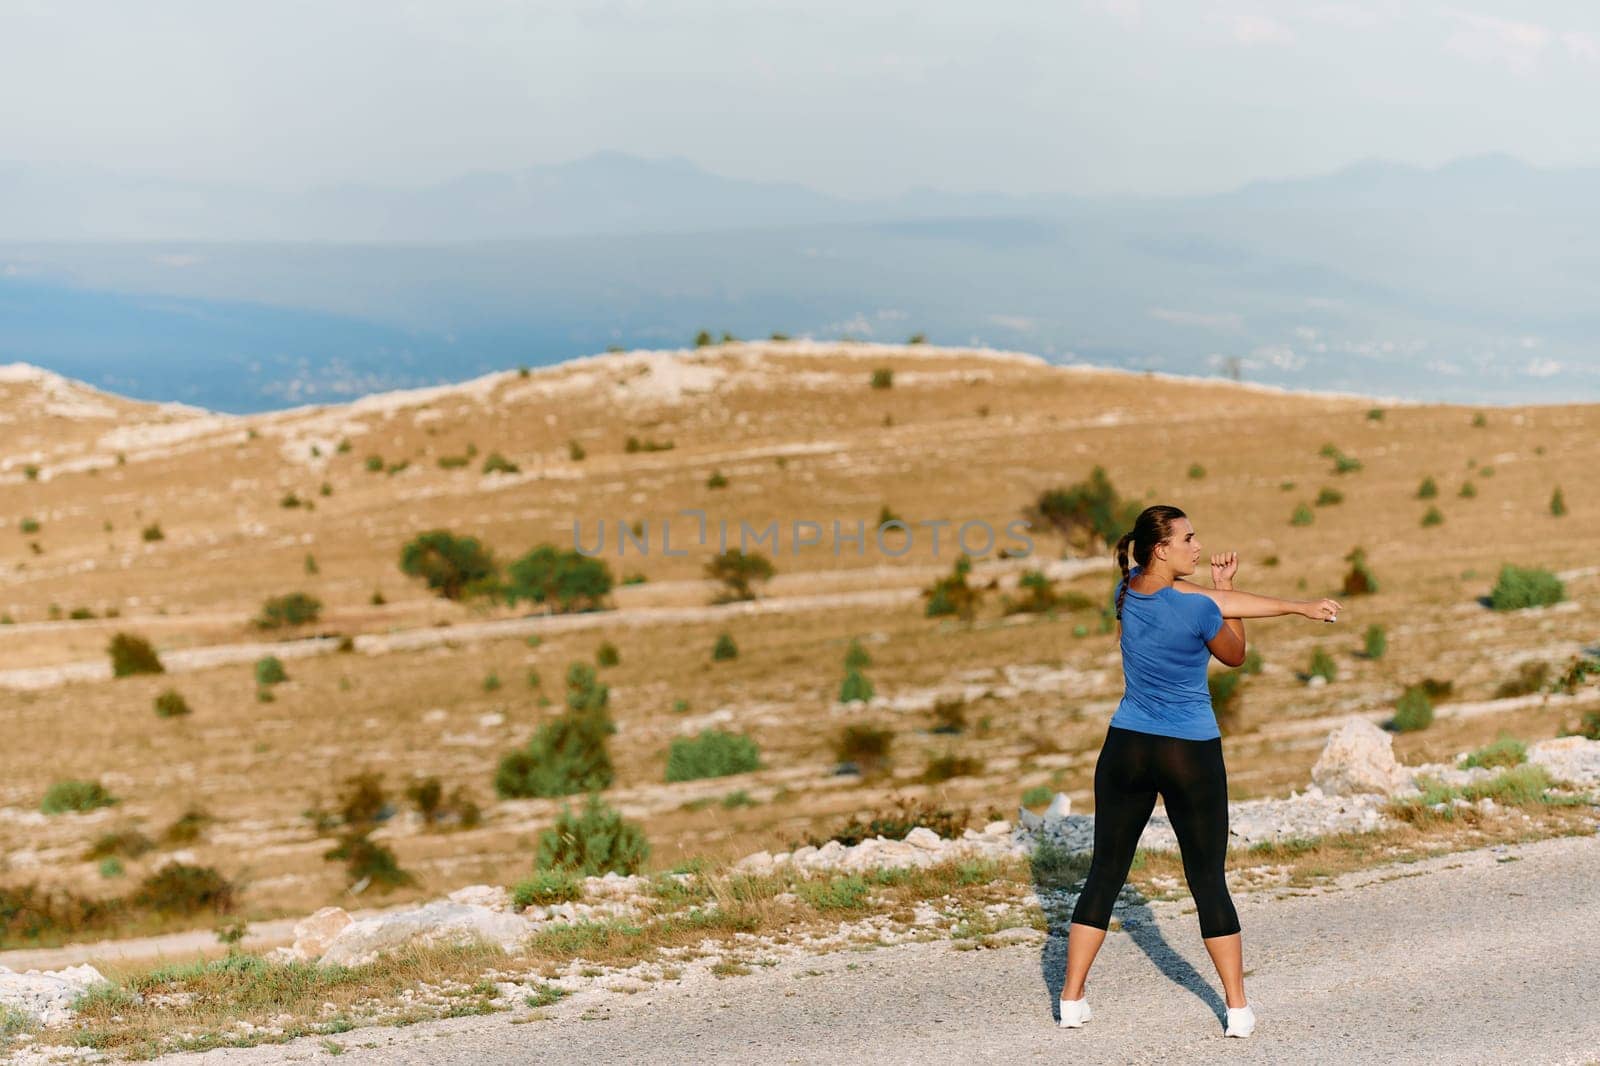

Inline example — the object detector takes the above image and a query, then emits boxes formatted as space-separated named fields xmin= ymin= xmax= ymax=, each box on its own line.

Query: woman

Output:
xmin=1057 ymin=504 xmax=1342 ymax=1038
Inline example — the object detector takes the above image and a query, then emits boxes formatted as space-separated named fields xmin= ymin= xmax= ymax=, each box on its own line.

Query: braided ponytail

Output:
xmin=1112 ymin=505 xmax=1188 ymax=621
xmin=1114 ymin=532 xmax=1134 ymax=621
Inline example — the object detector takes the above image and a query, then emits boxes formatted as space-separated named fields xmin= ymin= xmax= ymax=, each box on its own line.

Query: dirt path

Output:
xmin=141 ymin=829 xmax=1600 ymax=1066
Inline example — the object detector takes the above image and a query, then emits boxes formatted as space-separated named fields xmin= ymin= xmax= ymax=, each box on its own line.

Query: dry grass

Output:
xmin=3 ymin=343 xmax=1598 ymax=949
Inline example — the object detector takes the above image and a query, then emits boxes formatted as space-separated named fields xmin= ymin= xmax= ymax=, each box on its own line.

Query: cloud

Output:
xmin=987 ymin=314 xmax=1037 ymax=332
xmin=1563 ymin=31 xmax=1599 ymax=62
xmin=1089 ymin=0 xmax=1141 ymax=25
xmin=1425 ymin=358 xmax=1463 ymax=376
xmin=1248 ymin=344 xmax=1306 ymax=371
xmin=1443 ymin=10 xmax=1552 ymax=75
xmin=1214 ymin=13 xmax=1295 ymax=46
xmin=1524 ymin=358 xmax=1563 ymax=377
xmin=1304 ymin=4 xmax=1383 ymax=30
xmin=1148 ymin=307 xmax=1244 ymax=330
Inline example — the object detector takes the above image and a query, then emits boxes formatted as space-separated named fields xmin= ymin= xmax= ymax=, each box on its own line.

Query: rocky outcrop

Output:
xmin=1311 ymin=716 xmax=1415 ymax=796
xmin=1527 ymin=735 xmax=1600 ymax=787
xmin=0 ymin=964 xmax=108 ymax=1025
xmin=317 ymin=902 xmax=532 ymax=967
xmin=730 ymin=819 xmax=1028 ymax=877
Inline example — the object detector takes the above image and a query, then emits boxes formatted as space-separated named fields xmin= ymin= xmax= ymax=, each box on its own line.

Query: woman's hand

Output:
xmin=1300 ymin=597 xmax=1344 ymax=623
xmin=1210 ymin=551 xmax=1238 ymax=590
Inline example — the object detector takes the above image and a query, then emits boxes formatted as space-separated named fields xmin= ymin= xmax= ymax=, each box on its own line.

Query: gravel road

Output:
xmin=149 ymin=828 xmax=1600 ymax=1066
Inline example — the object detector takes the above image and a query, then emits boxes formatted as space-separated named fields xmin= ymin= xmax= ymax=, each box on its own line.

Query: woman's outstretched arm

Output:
xmin=1173 ymin=552 xmax=1343 ymax=621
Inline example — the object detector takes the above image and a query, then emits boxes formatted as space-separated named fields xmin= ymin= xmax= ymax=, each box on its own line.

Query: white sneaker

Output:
xmin=1058 ymin=996 xmax=1092 ymax=1028
xmin=1224 ymin=1004 xmax=1256 ymax=1038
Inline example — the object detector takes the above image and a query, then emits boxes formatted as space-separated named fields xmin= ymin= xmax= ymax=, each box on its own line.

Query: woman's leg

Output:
xmin=1154 ymin=736 xmax=1246 ymax=1007
xmin=1064 ymin=727 xmax=1159 ymax=1000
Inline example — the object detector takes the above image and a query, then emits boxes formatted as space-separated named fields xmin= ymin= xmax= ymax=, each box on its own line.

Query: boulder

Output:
xmin=319 ymin=902 xmax=531 ymax=967
xmin=291 ymin=906 xmax=353 ymax=961
xmin=0 ymin=964 xmax=109 ymax=1025
xmin=1311 ymin=717 xmax=1413 ymax=796
xmin=1044 ymin=794 xmax=1072 ymax=819
xmin=447 ymin=884 xmax=513 ymax=912
xmin=1527 ymin=735 xmax=1600 ymax=787
xmin=904 ymin=827 xmax=943 ymax=851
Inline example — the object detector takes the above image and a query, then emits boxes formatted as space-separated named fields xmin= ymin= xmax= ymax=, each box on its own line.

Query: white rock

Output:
xmin=447 ymin=884 xmax=513 ymax=912
xmin=0 ymin=964 xmax=110 ymax=1025
xmin=733 ymin=850 xmax=774 ymax=874
xmin=291 ymin=906 xmax=353 ymax=961
xmin=1311 ymin=717 xmax=1413 ymax=796
xmin=1307 ymin=674 xmax=1328 ymax=688
xmin=983 ymin=819 xmax=1013 ymax=836
xmin=1527 ymin=735 xmax=1600 ymax=787
xmin=1044 ymin=793 xmax=1072 ymax=819
xmin=905 ymin=827 xmax=942 ymax=850
xmin=319 ymin=903 xmax=531 ymax=966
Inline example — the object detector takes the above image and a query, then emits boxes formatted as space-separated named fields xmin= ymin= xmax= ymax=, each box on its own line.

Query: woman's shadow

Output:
xmin=1025 ymin=815 xmax=1229 ymax=1028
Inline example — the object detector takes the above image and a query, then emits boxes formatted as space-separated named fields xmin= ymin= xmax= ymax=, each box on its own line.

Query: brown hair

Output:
xmin=1113 ymin=505 xmax=1188 ymax=620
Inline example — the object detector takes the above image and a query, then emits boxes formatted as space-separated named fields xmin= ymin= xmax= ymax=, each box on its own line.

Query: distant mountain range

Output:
xmin=2 ymin=152 xmax=1597 ymax=411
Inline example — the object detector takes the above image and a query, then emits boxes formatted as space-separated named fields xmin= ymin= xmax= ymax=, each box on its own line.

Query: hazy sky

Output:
xmin=3 ymin=0 xmax=1599 ymax=198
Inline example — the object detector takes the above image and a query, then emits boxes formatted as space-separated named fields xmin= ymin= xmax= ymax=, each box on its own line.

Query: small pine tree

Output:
xmin=1421 ymin=506 xmax=1444 ymax=527
xmin=1290 ymin=503 xmax=1314 ymax=527
xmin=839 ymin=669 xmax=875 ymax=704
xmin=843 ymin=638 xmax=872 ymax=672
xmin=712 ymin=633 xmax=738 ymax=661
xmin=534 ymin=792 xmax=649 ymax=875
xmin=1550 ymin=487 xmax=1567 ymax=517
xmin=254 ymin=656 xmax=288 ymax=686
xmin=596 ymin=641 xmax=620 ymax=667
xmin=1363 ymin=623 xmax=1387 ymax=660
xmin=1417 ymin=476 xmax=1438 ymax=499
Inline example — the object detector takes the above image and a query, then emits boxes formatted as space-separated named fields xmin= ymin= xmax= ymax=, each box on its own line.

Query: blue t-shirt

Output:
xmin=1109 ymin=566 xmax=1226 ymax=741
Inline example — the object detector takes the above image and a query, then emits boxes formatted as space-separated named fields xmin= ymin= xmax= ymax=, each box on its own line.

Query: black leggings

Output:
xmin=1069 ymin=724 xmax=1241 ymax=939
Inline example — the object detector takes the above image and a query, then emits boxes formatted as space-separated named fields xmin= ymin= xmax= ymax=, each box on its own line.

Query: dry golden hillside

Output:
xmin=1 ymin=343 xmax=1595 ymax=939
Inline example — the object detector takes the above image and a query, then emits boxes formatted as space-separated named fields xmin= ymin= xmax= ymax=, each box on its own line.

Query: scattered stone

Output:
xmin=1527 ymin=735 xmax=1600 ymax=787
xmin=289 ymin=907 xmax=353 ymax=962
xmin=319 ymin=902 xmax=532 ymax=967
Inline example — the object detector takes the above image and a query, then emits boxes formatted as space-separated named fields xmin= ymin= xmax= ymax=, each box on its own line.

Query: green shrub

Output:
xmin=1421 ymin=506 xmax=1443 ymax=527
xmin=706 ymin=470 xmax=728 ymax=489
xmin=322 ymin=833 xmax=414 ymax=892
xmin=1550 ymin=655 xmax=1599 ymax=696
xmin=20 ymin=517 xmax=41 ymax=533
xmin=1471 ymin=412 xmax=1487 ymax=428
xmin=438 ymin=454 xmax=470 ymax=470
xmin=253 ymin=592 xmax=322 ymax=630
xmin=705 ymin=548 xmax=775 ymax=604
xmin=512 ymin=868 xmax=584 ymax=909
xmin=83 ymin=829 xmax=155 ymax=861
xmin=153 ymin=689 xmax=192 ymax=718
xmin=108 ymin=633 xmax=164 ymax=677
xmin=405 ymin=777 xmax=444 ymax=825
xmin=131 ymin=864 xmax=236 ymax=915
xmin=839 ymin=669 xmax=874 ymax=704
xmin=1495 ymin=661 xmax=1549 ymax=698
xmin=921 ymin=751 xmax=983 ymax=783
xmin=1307 ymin=646 xmax=1337 ymax=682
xmin=534 ymin=793 xmax=649 ymax=876
xmin=1488 ymin=565 xmax=1564 ymax=610
xmin=1392 ymin=686 xmax=1434 ymax=732
xmin=98 ymin=858 xmax=124 ymax=880
xmin=1240 ymin=647 xmax=1264 ymax=675
xmin=1187 ymin=463 xmax=1205 ymax=480
xmin=665 ymin=729 xmax=761 ymax=782
xmin=1459 ymin=481 xmax=1477 ymax=498
xmin=1417 ymin=476 xmax=1437 ymax=499
xmin=797 ymin=874 xmax=869 ymax=911
xmin=805 ymin=795 xmax=967 ymax=848
xmin=1460 ymin=735 xmax=1527 ymax=770
xmin=141 ymin=523 xmax=165 ymax=542
xmin=399 ymin=530 xmax=498 ymax=601
xmin=1315 ymin=487 xmax=1343 ymax=507
xmin=1290 ymin=503 xmax=1314 ymax=526
xmin=922 ymin=553 xmax=981 ymax=620
xmin=1342 ymin=547 xmax=1379 ymax=595
xmin=495 ymin=665 xmax=616 ymax=798
xmin=833 ymin=724 xmax=893 ymax=775
xmin=1021 ymin=785 xmax=1053 ymax=808
xmin=1366 ymin=408 xmax=1385 ymax=421
xmin=503 ymin=544 xmax=614 ymax=613
xmin=711 ymin=633 xmax=738 ymax=661
xmin=1550 ymin=487 xmax=1566 ymax=517
xmin=482 ymin=452 xmax=519 ymax=475
xmin=1570 ymin=711 xmax=1600 ymax=741
xmin=1363 ymin=623 xmax=1387 ymax=660
xmin=870 ymin=368 xmax=894 ymax=389
xmin=364 ymin=455 xmax=384 ymax=473
xmin=567 ymin=439 xmax=586 ymax=461
xmin=843 ymin=638 xmax=872 ymax=671
xmin=161 ymin=808 xmax=212 ymax=846
xmin=930 ymin=697 xmax=967 ymax=734
xmin=302 ymin=553 xmax=318 ymax=575
xmin=596 ymin=641 xmax=620 ymax=667
xmin=1208 ymin=671 xmax=1242 ymax=720
xmin=40 ymin=780 xmax=117 ymax=814
xmin=1029 ymin=466 xmax=1142 ymax=553
xmin=254 ymin=656 xmax=288 ymax=686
